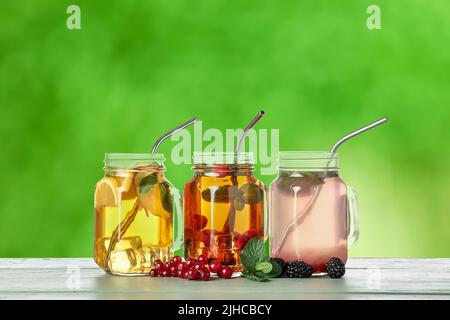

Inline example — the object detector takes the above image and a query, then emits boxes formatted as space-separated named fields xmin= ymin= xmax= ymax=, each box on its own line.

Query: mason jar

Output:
xmin=269 ymin=151 xmax=359 ymax=274
xmin=94 ymin=153 xmax=182 ymax=275
xmin=184 ymin=152 xmax=267 ymax=270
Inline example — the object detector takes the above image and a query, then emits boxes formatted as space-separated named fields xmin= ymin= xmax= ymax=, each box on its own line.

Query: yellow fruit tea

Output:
xmin=94 ymin=153 xmax=181 ymax=275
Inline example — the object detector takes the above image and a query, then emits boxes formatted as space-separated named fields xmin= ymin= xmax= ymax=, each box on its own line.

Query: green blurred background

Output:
xmin=1 ymin=1 xmax=449 ymax=258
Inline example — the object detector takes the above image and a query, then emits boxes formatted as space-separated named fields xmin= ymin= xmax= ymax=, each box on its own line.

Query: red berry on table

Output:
xmin=149 ymin=269 xmax=158 ymax=277
xmin=194 ymin=262 xmax=206 ymax=270
xmin=183 ymin=270 xmax=190 ymax=279
xmin=209 ymin=261 xmax=221 ymax=273
xmin=160 ymin=269 xmax=170 ymax=277
xmin=198 ymin=254 xmax=208 ymax=264
xmin=153 ymin=260 xmax=165 ymax=270
xmin=219 ymin=266 xmax=233 ymax=279
xmin=187 ymin=268 xmax=199 ymax=280
xmin=185 ymin=258 xmax=196 ymax=268
xmin=171 ymin=256 xmax=182 ymax=265
xmin=177 ymin=270 xmax=185 ymax=278
xmin=177 ymin=262 xmax=187 ymax=271
xmin=198 ymin=268 xmax=210 ymax=281
xmin=168 ymin=264 xmax=178 ymax=276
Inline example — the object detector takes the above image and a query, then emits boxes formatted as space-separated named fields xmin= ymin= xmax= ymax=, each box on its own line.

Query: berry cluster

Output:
xmin=149 ymin=255 xmax=234 ymax=281
xmin=271 ymin=257 xmax=346 ymax=279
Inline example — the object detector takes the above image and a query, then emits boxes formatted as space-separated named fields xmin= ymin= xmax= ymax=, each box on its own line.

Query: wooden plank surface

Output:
xmin=0 ymin=258 xmax=449 ymax=300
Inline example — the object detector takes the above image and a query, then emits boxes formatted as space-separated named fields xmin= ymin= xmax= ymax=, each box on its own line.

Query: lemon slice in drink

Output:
xmin=115 ymin=170 xmax=136 ymax=200
xmin=94 ymin=177 xmax=119 ymax=207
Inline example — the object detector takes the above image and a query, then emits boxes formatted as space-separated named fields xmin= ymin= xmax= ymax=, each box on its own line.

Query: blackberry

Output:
xmin=270 ymin=258 xmax=287 ymax=277
xmin=325 ymin=257 xmax=345 ymax=278
xmin=285 ymin=261 xmax=313 ymax=278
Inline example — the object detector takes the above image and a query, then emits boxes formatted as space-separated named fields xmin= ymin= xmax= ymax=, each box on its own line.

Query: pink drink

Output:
xmin=269 ymin=152 xmax=358 ymax=274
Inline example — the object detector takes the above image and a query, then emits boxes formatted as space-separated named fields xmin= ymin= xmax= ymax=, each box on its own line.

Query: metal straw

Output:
xmin=222 ymin=110 xmax=265 ymax=233
xmin=151 ymin=117 xmax=198 ymax=153
xmin=235 ymin=111 xmax=265 ymax=154
xmin=330 ymin=117 xmax=388 ymax=153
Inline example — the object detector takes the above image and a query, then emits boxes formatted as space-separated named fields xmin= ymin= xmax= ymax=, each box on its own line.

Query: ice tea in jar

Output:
xmin=94 ymin=153 xmax=182 ymax=275
xmin=269 ymin=151 xmax=359 ymax=274
xmin=184 ymin=152 xmax=266 ymax=270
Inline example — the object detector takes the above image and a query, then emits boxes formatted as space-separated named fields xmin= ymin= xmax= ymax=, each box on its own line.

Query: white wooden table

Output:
xmin=0 ymin=258 xmax=449 ymax=300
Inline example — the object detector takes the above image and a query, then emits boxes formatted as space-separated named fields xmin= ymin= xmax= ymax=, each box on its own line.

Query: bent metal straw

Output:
xmin=222 ymin=111 xmax=265 ymax=233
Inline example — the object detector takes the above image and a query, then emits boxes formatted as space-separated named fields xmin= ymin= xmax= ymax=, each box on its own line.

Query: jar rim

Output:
xmin=278 ymin=151 xmax=339 ymax=171
xmin=193 ymin=152 xmax=254 ymax=165
xmin=105 ymin=153 xmax=165 ymax=161
xmin=104 ymin=153 xmax=165 ymax=169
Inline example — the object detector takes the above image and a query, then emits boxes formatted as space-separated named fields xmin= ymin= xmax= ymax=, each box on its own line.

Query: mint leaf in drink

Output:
xmin=233 ymin=196 xmax=245 ymax=211
xmin=159 ymin=182 xmax=173 ymax=213
xmin=240 ymin=253 xmax=257 ymax=272
xmin=242 ymin=237 xmax=265 ymax=261
xmin=240 ymin=184 xmax=264 ymax=205
xmin=139 ymin=173 xmax=157 ymax=194
xmin=255 ymin=261 xmax=272 ymax=274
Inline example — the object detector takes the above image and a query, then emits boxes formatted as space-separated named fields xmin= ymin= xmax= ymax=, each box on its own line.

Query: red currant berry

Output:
xmin=194 ymin=262 xmax=205 ymax=270
xmin=185 ymin=258 xmax=196 ymax=268
xmin=149 ymin=269 xmax=158 ymax=277
xmin=183 ymin=270 xmax=190 ymax=279
xmin=197 ymin=255 xmax=208 ymax=265
xmin=153 ymin=260 xmax=165 ymax=270
xmin=168 ymin=264 xmax=178 ymax=276
xmin=219 ymin=266 xmax=233 ymax=279
xmin=160 ymin=269 xmax=170 ymax=277
xmin=171 ymin=256 xmax=182 ymax=265
xmin=209 ymin=261 xmax=221 ymax=274
xmin=198 ymin=268 xmax=210 ymax=281
xmin=177 ymin=262 xmax=187 ymax=271
xmin=177 ymin=270 xmax=185 ymax=278
xmin=187 ymin=268 xmax=199 ymax=280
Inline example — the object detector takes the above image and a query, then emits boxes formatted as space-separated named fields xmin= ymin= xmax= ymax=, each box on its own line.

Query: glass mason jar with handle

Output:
xmin=269 ymin=151 xmax=359 ymax=274
xmin=94 ymin=153 xmax=182 ymax=276
xmin=184 ymin=152 xmax=267 ymax=271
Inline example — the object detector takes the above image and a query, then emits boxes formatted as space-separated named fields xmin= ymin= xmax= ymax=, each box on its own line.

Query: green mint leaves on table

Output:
xmin=240 ymin=237 xmax=282 ymax=281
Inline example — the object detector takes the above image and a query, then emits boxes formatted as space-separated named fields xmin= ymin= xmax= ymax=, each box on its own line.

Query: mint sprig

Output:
xmin=239 ymin=237 xmax=281 ymax=281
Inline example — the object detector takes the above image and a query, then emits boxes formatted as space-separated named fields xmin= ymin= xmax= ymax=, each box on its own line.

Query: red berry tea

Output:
xmin=184 ymin=153 xmax=266 ymax=271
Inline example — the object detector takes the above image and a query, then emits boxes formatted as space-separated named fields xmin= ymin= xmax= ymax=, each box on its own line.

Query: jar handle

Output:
xmin=347 ymin=186 xmax=360 ymax=247
xmin=171 ymin=187 xmax=184 ymax=256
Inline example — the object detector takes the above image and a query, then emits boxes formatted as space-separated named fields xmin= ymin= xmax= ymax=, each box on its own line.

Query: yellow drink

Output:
xmin=93 ymin=154 xmax=179 ymax=275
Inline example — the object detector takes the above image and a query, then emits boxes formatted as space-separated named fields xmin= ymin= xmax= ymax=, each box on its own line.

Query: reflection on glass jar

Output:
xmin=269 ymin=151 xmax=359 ymax=274
xmin=184 ymin=152 xmax=267 ymax=270
xmin=94 ymin=153 xmax=182 ymax=276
